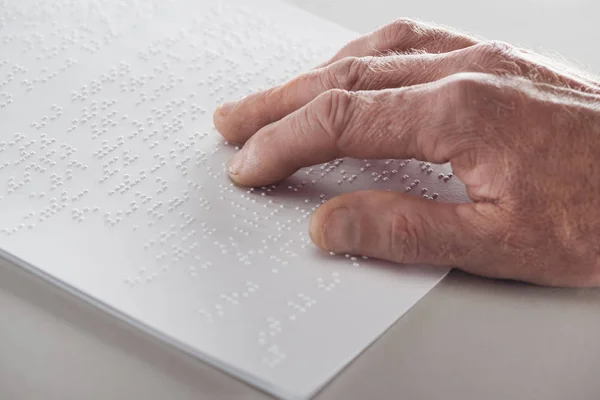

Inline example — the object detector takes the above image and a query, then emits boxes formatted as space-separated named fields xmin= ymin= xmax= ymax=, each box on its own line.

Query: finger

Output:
xmin=215 ymin=42 xmax=522 ymax=145
xmin=214 ymin=54 xmax=434 ymax=144
xmin=214 ymin=56 xmax=380 ymax=144
xmin=308 ymin=190 xmax=496 ymax=269
xmin=226 ymin=72 xmax=507 ymax=187
xmin=316 ymin=18 xmax=479 ymax=68
xmin=215 ymin=46 xmax=482 ymax=144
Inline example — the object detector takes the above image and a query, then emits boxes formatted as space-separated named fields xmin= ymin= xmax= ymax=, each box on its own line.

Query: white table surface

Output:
xmin=2 ymin=1 xmax=600 ymax=399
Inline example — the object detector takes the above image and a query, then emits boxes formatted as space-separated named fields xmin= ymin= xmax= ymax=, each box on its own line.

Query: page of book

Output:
xmin=0 ymin=1 xmax=469 ymax=398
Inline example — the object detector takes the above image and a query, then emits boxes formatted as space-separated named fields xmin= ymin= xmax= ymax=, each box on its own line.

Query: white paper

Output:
xmin=0 ymin=1 xmax=469 ymax=398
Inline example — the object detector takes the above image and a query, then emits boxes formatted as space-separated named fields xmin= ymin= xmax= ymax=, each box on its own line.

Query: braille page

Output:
xmin=0 ymin=0 xmax=470 ymax=399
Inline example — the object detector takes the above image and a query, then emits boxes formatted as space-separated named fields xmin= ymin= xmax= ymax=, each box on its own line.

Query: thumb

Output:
xmin=309 ymin=190 xmax=491 ymax=268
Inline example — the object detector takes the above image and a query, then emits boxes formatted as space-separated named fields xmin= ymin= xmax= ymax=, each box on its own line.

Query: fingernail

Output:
xmin=227 ymin=150 xmax=244 ymax=176
xmin=217 ymin=101 xmax=235 ymax=116
xmin=321 ymin=207 xmax=359 ymax=252
xmin=217 ymin=95 xmax=247 ymax=117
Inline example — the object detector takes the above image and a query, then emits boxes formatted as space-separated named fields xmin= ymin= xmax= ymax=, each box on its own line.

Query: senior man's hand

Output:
xmin=213 ymin=19 xmax=600 ymax=288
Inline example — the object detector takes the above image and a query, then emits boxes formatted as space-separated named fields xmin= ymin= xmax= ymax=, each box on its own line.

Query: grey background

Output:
xmin=2 ymin=1 xmax=600 ymax=399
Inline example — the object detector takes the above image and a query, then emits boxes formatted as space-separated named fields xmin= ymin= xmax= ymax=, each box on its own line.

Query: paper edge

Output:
xmin=0 ymin=248 xmax=304 ymax=400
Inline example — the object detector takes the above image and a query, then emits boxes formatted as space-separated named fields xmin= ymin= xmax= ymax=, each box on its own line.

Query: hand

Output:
xmin=213 ymin=18 xmax=600 ymax=288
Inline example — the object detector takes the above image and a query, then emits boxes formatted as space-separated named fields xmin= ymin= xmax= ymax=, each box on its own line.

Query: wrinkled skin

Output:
xmin=213 ymin=18 xmax=600 ymax=288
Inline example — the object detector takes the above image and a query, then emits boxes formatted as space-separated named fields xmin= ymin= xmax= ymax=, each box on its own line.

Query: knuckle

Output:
xmin=437 ymin=72 xmax=519 ymax=139
xmin=390 ymin=211 xmax=422 ymax=264
xmin=313 ymin=88 xmax=355 ymax=144
xmin=327 ymin=56 xmax=372 ymax=91
xmin=441 ymin=71 xmax=523 ymax=113
xmin=471 ymin=40 xmax=521 ymax=73
xmin=261 ymin=85 xmax=283 ymax=110
xmin=384 ymin=17 xmax=427 ymax=45
xmin=442 ymin=72 xmax=497 ymax=110
xmin=480 ymin=40 xmax=515 ymax=58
